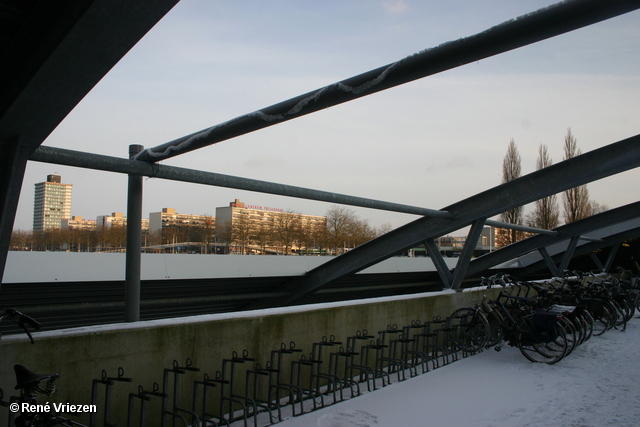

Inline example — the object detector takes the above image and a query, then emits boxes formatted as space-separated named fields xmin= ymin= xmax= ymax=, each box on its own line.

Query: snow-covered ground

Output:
xmin=274 ymin=318 xmax=640 ymax=427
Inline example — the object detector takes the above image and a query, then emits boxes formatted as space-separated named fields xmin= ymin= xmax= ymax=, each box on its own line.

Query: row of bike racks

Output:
xmin=1 ymin=314 xmax=478 ymax=427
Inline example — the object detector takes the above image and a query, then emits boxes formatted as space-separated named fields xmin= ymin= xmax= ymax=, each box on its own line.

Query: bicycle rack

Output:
xmin=447 ymin=312 xmax=479 ymax=358
xmin=401 ymin=320 xmax=431 ymax=374
xmin=289 ymin=352 xmax=324 ymax=411
xmin=215 ymin=350 xmax=258 ymax=427
xmin=309 ymin=335 xmax=347 ymax=404
xmin=90 ymin=367 xmax=132 ymax=427
xmin=245 ymin=362 xmax=282 ymax=424
xmin=160 ymin=358 xmax=205 ymax=427
xmin=267 ymin=342 xmax=304 ymax=416
xmin=192 ymin=372 xmax=230 ymax=427
xmin=127 ymin=383 xmax=167 ymax=427
xmin=376 ymin=325 xmax=415 ymax=382
xmin=345 ymin=329 xmax=383 ymax=392
xmin=428 ymin=316 xmax=459 ymax=364
xmin=328 ymin=345 xmax=360 ymax=398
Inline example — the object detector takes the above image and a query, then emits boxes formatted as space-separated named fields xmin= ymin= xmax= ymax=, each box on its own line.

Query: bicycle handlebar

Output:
xmin=1 ymin=308 xmax=41 ymax=344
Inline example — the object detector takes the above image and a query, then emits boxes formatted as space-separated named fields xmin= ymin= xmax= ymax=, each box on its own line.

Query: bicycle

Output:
xmin=488 ymin=291 xmax=569 ymax=364
xmin=1 ymin=308 xmax=87 ymax=427
xmin=446 ymin=275 xmax=508 ymax=353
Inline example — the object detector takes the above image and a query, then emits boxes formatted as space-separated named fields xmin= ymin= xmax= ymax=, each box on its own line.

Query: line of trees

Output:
xmin=9 ymin=206 xmax=393 ymax=255
xmin=496 ymin=128 xmax=608 ymax=248
xmin=9 ymin=226 xmax=132 ymax=252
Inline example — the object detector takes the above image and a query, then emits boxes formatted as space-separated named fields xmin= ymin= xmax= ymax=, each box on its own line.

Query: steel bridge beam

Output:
xmin=464 ymin=201 xmax=640 ymax=278
xmin=424 ymin=239 xmax=453 ymax=288
xmin=134 ymin=0 xmax=640 ymax=163
xmin=539 ymin=247 xmax=560 ymax=277
xmin=450 ymin=219 xmax=487 ymax=290
xmin=517 ymin=227 xmax=640 ymax=278
xmin=31 ymin=145 xmax=605 ymax=239
xmin=245 ymin=134 xmax=640 ymax=309
xmin=30 ymin=146 xmax=454 ymax=219
xmin=0 ymin=137 xmax=39 ymax=284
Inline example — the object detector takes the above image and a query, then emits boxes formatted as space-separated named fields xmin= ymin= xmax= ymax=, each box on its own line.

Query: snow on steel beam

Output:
xmin=246 ymin=134 xmax=640 ymax=309
xmin=134 ymin=0 xmax=640 ymax=163
xmin=29 ymin=145 xmax=454 ymax=219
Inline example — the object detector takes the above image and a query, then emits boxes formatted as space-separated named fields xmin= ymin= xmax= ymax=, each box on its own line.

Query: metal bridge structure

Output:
xmin=1 ymin=0 xmax=640 ymax=326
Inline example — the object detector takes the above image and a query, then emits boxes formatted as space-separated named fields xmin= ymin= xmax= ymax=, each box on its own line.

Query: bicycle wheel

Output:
xmin=448 ymin=308 xmax=489 ymax=353
xmin=606 ymin=300 xmax=624 ymax=329
xmin=485 ymin=312 xmax=503 ymax=348
xmin=519 ymin=323 xmax=568 ymax=364
xmin=575 ymin=310 xmax=594 ymax=344
xmin=558 ymin=317 xmax=577 ymax=356
xmin=592 ymin=306 xmax=611 ymax=336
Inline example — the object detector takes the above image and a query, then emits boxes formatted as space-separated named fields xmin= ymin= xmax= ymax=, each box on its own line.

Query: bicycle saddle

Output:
xmin=14 ymin=364 xmax=59 ymax=390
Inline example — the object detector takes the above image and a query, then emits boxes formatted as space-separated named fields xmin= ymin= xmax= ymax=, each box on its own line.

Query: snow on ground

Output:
xmin=275 ymin=318 xmax=640 ymax=427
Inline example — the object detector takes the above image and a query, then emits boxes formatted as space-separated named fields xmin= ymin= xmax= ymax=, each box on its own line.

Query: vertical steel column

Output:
xmin=125 ymin=145 xmax=144 ymax=322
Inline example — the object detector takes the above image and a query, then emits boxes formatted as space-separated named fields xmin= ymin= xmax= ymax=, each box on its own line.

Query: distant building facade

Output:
xmin=61 ymin=216 xmax=96 ymax=231
xmin=97 ymin=212 xmax=126 ymax=229
xmin=149 ymin=208 xmax=215 ymax=242
xmin=216 ymin=199 xmax=326 ymax=232
xmin=96 ymin=212 xmax=148 ymax=230
xmin=216 ymin=199 xmax=327 ymax=254
xmin=33 ymin=174 xmax=72 ymax=232
xmin=435 ymin=226 xmax=496 ymax=256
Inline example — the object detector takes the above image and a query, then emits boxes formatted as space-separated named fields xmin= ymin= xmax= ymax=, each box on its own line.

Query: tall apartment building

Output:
xmin=33 ymin=174 xmax=72 ymax=232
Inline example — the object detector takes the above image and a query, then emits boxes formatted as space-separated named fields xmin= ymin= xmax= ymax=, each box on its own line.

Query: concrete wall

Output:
xmin=0 ymin=288 xmax=484 ymax=426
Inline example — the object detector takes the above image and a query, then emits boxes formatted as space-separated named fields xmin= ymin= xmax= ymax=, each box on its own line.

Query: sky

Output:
xmin=13 ymin=0 xmax=640 ymax=232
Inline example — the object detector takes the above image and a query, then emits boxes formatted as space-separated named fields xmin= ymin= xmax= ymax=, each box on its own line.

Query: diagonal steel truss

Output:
xmin=247 ymin=136 xmax=640 ymax=309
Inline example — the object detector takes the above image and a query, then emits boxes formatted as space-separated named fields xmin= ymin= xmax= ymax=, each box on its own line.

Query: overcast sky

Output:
xmin=13 ymin=0 xmax=640 ymax=233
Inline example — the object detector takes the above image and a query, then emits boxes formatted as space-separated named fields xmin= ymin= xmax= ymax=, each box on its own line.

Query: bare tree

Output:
xmin=252 ymin=219 xmax=273 ymax=254
xmin=562 ymin=128 xmax=590 ymax=223
xmin=375 ymin=222 xmax=394 ymax=237
xmin=191 ymin=215 xmax=215 ymax=254
xmin=326 ymin=206 xmax=357 ymax=255
xmin=297 ymin=220 xmax=326 ymax=255
xmin=272 ymin=210 xmax=302 ymax=255
xmin=589 ymin=201 xmax=609 ymax=216
xmin=232 ymin=212 xmax=253 ymax=254
xmin=348 ymin=218 xmax=376 ymax=249
xmin=497 ymin=139 xmax=525 ymax=247
xmin=526 ymin=144 xmax=560 ymax=230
